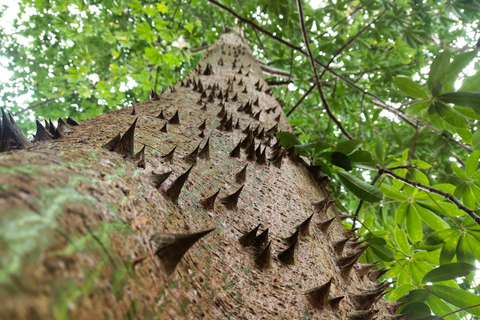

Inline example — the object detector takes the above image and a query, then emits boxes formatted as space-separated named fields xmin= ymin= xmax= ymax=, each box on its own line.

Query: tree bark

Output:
xmin=0 ymin=30 xmax=396 ymax=319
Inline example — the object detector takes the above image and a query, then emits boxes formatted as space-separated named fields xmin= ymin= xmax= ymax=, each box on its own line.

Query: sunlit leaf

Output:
xmin=422 ymin=263 xmax=476 ymax=283
xmin=429 ymin=285 xmax=480 ymax=316
xmin=394 ymin=77 xmax=429 ymax=98
xmin=336 ymin=170 xmax=382 ymax=202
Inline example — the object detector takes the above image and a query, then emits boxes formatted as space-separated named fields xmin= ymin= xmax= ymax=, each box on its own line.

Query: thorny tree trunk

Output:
xmin=0 ymin=30 xmax=402 ymax=319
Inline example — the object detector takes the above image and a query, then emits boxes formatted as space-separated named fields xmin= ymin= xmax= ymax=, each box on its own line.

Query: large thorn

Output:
xmin=168 ymin=110 xmax=180 ymax=125
xmin=367 ymin=268 xmax=389 ymax=282
xmin=115 ymin=118 xmax=138 ymax=156
xmin=220 ymin=185 xmax=244 ymax=210
xmin=150 ymin=228 xmax=214 ymax=275
xmin=333 ymin=237 xmax=351 ymax=255
xmin=33 ymin=120 xmax=53 ymax=142
xmin=298 ymin=213 xmax=315 ymax=237
xmin=200 ymin=188 xmax=221 ymax=211
xmin=238 ymin=224 xmax=260 ymax=247
xmin=336 ymin=251 xmax=363 ymax=267
xmin=0 ymin=107 xmax=33 ymax=151
xmin=164 ymin=165 xmax=194 ymax=204
xmin=152 ymin=171 xmax=172 ymax=188
xmin=328 ymin=296 xmax=344 ymax=310
xmin=255 ymin=228 xmax=269 ymax=249
xmin=305 ymin=278 xmax=332 ymax=309
xmin=230 ymin=140 xmax=242 ymax=158
xmin=198 ymin=138 xmax=210 ymax=160
xmin=316 ymin=217 xmax=336 ymax=233
xmin=278 ymin=238 xmax=297 ymax=265
xmin=356 ymin=262 xmax=380 ymax=277
xmin=66 ymin=117 xmax=80 ymax=126
xmin=183 ymin=143 xmax=200 ymax=164
xmin=349 ymin=290 xmax=386 ymax=310
xmin=161 ymin=146 xmax=176 ymax=163
xmin=255 ymin=241 xmax=272 ymax=269
xmin=235 ymin=164 xmax=248 ymax=184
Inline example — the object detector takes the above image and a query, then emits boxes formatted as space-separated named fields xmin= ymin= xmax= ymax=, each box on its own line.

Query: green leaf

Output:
xmin=455 ymin=127 xmax=472 ymax=144
xmin=440 ymin=233 xmax=460 ymax=265
xmin=438 ymin=91 xmax=480 ymax=111
xmin=472 ymin=130 xmax=480 ymax=150
xmin=413 ymin=202 xmax=449 ymax=230
xmin=369 ymin=243 xmax=394 ymax=261
xmin=401 ymin=302 xmax=432 ymax=319
xmin=334 ymin=139 xmax=362 ymax=155
xmin=427 ymin=104 xmax=444 ymax=129
xmin=395 ymin=226 xmax=410 ymax=253
xmin=440 ymin=51 xmax=478 ymax=86
xmin=406 ymin=204 xmax=423 ymax=242
xmin=412 ymin=159 xmax=433 ymax=169
xmin=426 ymin=294 xmax=461 ymax=320
xmin=460 ymin=72 xmax=480 ymax=92
xmin=380 ymin=184 xmax=406 ymax=200
xmin=422 ymin=263 xmax=476 ymax=283
xmin=320 ymin=152 xmax=352 ymax=171
xmin=431 ymin=102 xmax=469 ymax=128
xmin=396 ymin=202 xmax=409 ymax=225
xmin=451 ymin=162 xmax=466 ymax=179
xmin=428 ymin=51 xmax=451 ymax=90
xmin=465 ymin=151 xmax=479 ymax=177
xmin=336 ymin=170 xmax=383 ymax=202
xmin=406 ymin=100 xmax=430 ymax=116
xmin=429 ymin=285 xmax=480 ymax=316
xmin=349 ymin=150 xmax=377 ymax=169
xmin=456 ymin=235 xmax=475 ymax=264
xmin=390 ymin=283 xmax=415 ymax=301
xmin=276 ymin=132 xmax=301 ymax=148
xmin=394 ymin=77 xmax=429 ymax=98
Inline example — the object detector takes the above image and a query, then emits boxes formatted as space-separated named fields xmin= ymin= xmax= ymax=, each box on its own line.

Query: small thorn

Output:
xmin=200 ymin=188 xmax=221 ymax=211
xmin=254 ymin=241 xmax=271 ymax=269
xmin=305 ymin=278 xmax=332 ymax=309
xmin=266 ymin=123 xmax=278 ymax=137
xmin=238 ymin=224 xmax=260 ymax=247
xmin=152 ymin=171 xmax=172 ymax=188
xmin=256 ymin=148 xmax=267 ymax=165
xmin=235 ymin=164 xmax=248 ymax=184
xmin=217 ymin=89 xmax=223 ymax=100
xmin=298 ymin=213 xmax=315 ymax=237
xmin=253 ymin=97 xmax=259 ymax=106
xmin=165 ymin=165 xmax=194 ymax=204
xmin=66 ymin=117 xmax=80 ymax=126
xmin=256 ymin=128 xmax=265 ymax=140
xmin=231 ymin=92 xmax=238 ymax=101
xmin=203 ymin=63 xmax=213 ymax=75
xmin=102 ymin=133 xmax=121 ymax=151
xmin=168 ymin=111 xmax=180 ymax=125
xmin=277 ymin=239 xmax=297 ymax=265
xmin=217 ymin=105 xmax=226 ymax=118
xmin=284 ymin=229 xmax=299 ymax=246
xmin=246 ymin=142 xmax=256 ymax=161
xmin=134 ymin=145 xmax=146 ymax=168
xmin=234 ymin=119 xmax=240 ymax=129
xmin=343 ymin=228 xmax=358 ymax=238
xmin=347 ymin=310 xmax=378 ymax=320
xmin=150 ymin=228 xmax=214 ymax=275
xmin=157 ymin=109 xmax=166 ymax=119
xmin=242 ymin=86 xmax=247 ymax=93
xmin=385 ymin=301 xmax=407 ymax=315
xmin=237 ymin=68 xmax=242 ymax=75
xmin=340 ymin=260 xmax=357 ymax=279
xmin=33 ymin=120 xmax=53 ymax=142
xmin=255 ymin=228 xmax=269 ymax=249
xmin=274 ymin=114 xmax=281 ymax=122
xmin=160 ymin=123 xmax=168 ymax=133
xmin=270 ymin=148 xmax=287 ymax=168
xmin=367 ymin=268 xmax=389 ymax=282
xmin=242 ymin=124 xmax=251 ymax=134
xmin=312 ymin=196 xmax=335 ymax=212
xmin=328 ymin=296 xmax=344 ymax=310
xmin=255 ymin=143 xmax=262 ymax=158
xmin=161 ymin=146 xmax=176 ymax=163
xmin=220 ymin=185 xmax=244 ymax=210
xmin=201 ymin=102 xmax=208 ymax=111
xmin=198 ymin=119 xmax=206 ymax=131
xmin=183 ymin=143 xmax=200 ymax=164
xmin=356 ymin=262 xmax=380 ymax=277
xmin=316 ymin=217 xmax=336 ymax=233
xmin=198 ymin=138 xmax=210 ymax=161
xmin=336 ymin=251 xmax=363 ymax=267
xmin=349 ymin=290 xmax=385 ymax=310
xmin=333 ymin=237 xmax=351 ymax=255
xmin=57 ymin=118 xmax=71 ymax=134
xmin=131 ymin=105 xmax=136 ymax=115
xmin=230 ymin=140 xmax=242 ymax=158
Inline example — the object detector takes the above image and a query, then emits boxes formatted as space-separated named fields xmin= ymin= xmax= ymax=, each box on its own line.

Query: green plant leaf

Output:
xmin=472 ymin=130 xmax=480 ymax=150
xmin=406 ymin=204 xmax=423 ymax=242
xmin=429 ymin=285 xmax=480 ymax=316
xmin=334 ymin=139 xmax=362 ymax=155
xmin=465 ymin=151 xmax=479 ymax=177
xmin=380 ymin=184 xmax=406 ymax=200
xmin=394 ymin=77 xmax=429 ymax=98
xmin=431 ymin=102 xmax=469 ymax=128
xmin=422 ymin=263 xmax=476 ymax=283
xmin=426 ymin=294 xmax=461 ymax=320
xmin=440 ymin=51 xmax=478 ymax=86
xmin=460 ymin=72 xmax=480 ymax=92
xmin=336 ymin=170 xmax=382 ymax=202
xmin=395 ymin=226 xmax=410 ymax=254
xmin=412 ymin=203 xmax=449 ymax=230
xmin=428 ymin=51 xmax=451 ymax=90
xmin=276 ymin=132 xmax=301 ymax=148
xmin=349 ymin=150 xmax=377 ymax=169
xmin=396 ymin=202 xmax=409 ymax=225
xmin=440 ymin=234 xmax=460 ymax=265
xmin=405 ymin=99 xmax=430 ymax=116
xmin=320 ymin=152 xmax=352 ymax=171
xmin=438 ymin=91 xmax=480 ymax=112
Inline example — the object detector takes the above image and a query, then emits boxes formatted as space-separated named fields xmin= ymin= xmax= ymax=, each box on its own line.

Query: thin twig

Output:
xmin=296 ymin=0 xmax=354 ymax=140
xmin=13 ymin=98 xmax=57 ymax=116
xmin=432 ymin=303 xmax=480 ymax=320
xmin=378 ymin=165 xmax=480 ymax=226
xmin=286 ymin=84 xmax=315 ymax=117
xmin=314 ymin=2 xmax=366 ymax=40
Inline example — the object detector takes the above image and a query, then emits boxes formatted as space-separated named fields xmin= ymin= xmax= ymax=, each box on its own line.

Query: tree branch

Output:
xmin=206 ymin=0 xmax=472 ymax=152
xmin=286 ymin=84 xmax=316 ymax=117
xmin=378 ymin=165 xmax=480 ymax=226
xmin=296 ymin=0 xmax=354 ymax=140
xmin=13 ymin=98 xmax=57 ymax=116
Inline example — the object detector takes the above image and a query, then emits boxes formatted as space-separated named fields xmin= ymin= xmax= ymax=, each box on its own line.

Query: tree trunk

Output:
xmin=0 ymin=30 xmax=398 ymax=320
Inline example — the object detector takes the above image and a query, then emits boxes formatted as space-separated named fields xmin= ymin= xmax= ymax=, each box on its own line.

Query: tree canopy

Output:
xmin=2 ymin=0 xmax=480 ymax=318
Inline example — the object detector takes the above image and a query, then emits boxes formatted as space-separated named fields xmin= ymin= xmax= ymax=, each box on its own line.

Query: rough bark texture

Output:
xmin=0 ymin=31 xmax=397 ymax=319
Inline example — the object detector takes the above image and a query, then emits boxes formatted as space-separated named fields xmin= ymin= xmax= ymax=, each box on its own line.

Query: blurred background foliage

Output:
xmin=2 ymin=0 xmax=480 ymax=318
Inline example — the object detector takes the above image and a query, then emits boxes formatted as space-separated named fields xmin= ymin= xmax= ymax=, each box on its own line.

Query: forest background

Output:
xmin=1 ymin=0 xmax=480 ymax=319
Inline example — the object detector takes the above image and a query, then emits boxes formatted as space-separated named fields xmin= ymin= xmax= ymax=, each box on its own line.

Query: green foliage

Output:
xmin=2 ymin=0 xmax=480 ymax=318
